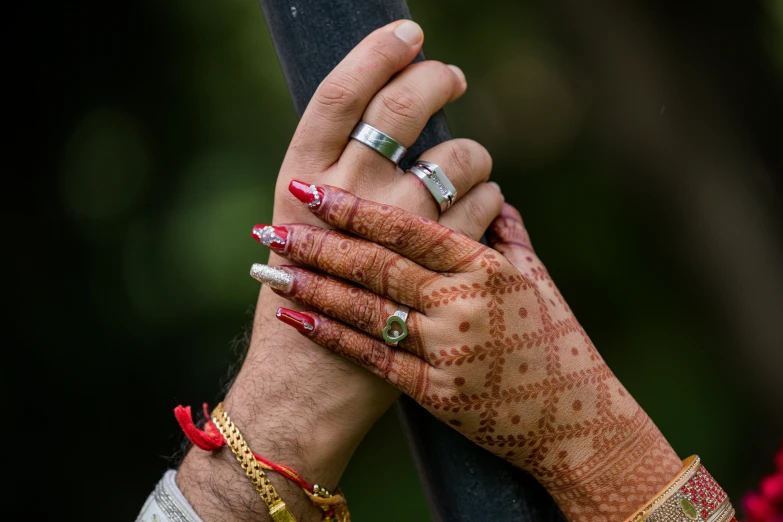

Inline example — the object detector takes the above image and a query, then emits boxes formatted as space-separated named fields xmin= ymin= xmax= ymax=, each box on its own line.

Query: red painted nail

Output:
xmin=252 ymin=224 xmax=288 ymax=250
xmin=289 ymin=180 xmax=324 ymax=209
xmin=276 ymin=307 xmax=315 ymax=332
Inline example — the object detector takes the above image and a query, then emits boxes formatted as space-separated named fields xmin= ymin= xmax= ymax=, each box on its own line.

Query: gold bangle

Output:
xmin=625 ymin=456 xmax=701 ymax=522
xmin=644 ymin=461 xmax=733 ymax=522
xmin=211 ymin=403 xmax=297 ymax=522
xmin=626 ymin=455 xmax=735 ymax=522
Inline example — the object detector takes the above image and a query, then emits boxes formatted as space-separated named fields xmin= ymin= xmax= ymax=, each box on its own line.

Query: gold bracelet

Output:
xmin=211 ymin=403 xmax=297 ymax=522
xmin=626 ymin=455 xmax=736 ymax=522
xmin=625 ymin=455 xmax=701 ymax=522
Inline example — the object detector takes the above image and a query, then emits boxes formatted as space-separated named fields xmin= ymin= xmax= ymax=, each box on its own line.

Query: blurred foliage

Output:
xmin=14 ymin=0 xmax=783 ymax=519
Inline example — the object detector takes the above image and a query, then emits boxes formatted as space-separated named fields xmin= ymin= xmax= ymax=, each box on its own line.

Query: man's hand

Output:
xmin=177 ymin=20 xmax=503 ymax=521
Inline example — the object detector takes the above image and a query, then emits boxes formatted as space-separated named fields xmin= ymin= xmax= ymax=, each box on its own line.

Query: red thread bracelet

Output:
xmin=175 ymin=403 xmax=347 ymax=514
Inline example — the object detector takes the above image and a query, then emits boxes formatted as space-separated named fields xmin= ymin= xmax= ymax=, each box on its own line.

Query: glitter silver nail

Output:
xmin=249 ymin=264 xmax=293 ymax=291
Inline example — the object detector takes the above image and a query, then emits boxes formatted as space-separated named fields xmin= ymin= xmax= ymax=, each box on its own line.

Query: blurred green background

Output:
xmin=11 ymin=0 xmax=783 ymax=519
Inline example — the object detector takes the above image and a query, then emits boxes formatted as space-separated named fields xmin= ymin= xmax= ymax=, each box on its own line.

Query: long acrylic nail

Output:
xmin=252 ymin=224 xmax=288 ymax=250
xmin=276 ymin=307 xmax=314 ymax=332
xmin=289 ymin=180 xmax=324 ymax=209
xmin=249 ymin=264 xmax=292 ymax=291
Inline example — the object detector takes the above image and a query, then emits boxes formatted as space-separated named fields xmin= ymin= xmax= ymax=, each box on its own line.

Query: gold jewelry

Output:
xmin=625 ymin=455 xmax=735 ymax=522
xmin=211 ymin=403 xmax=296 ymax=522
xmin=625 ymin=455 xmax=701 ymax=522
xmin=708 ymin=500 xmax=736 ymax=522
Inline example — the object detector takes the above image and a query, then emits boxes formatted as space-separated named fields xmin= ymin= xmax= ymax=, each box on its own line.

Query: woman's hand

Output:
xmin=257 ymin=184 xmax=683 ymax=521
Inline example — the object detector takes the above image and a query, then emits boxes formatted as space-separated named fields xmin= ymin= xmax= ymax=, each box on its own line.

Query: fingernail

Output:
xmin=252 ymin=224 xmax=288 ymax=251
xmin=488 ymin=181 xmax=501 ymax=193
xmin=276 ymin=307 xmax=315 ymax=333
xmin=447 ymin=65 xmax=466 ymax=88
xmin=249 ymin=264 xmax=292 ymax=291
xmin=289 ymin=180 xmax=324 ymax=209
xmin=394 ymin=20 xmax=423 ymax=46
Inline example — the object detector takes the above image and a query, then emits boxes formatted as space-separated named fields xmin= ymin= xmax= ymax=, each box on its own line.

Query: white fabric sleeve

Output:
xmin=136 ymin=470 xmax=204 ymax=522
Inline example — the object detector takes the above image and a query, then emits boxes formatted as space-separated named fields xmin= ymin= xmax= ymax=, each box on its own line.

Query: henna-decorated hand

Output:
xmin=256 ymin=185 xmax=683 ymax=522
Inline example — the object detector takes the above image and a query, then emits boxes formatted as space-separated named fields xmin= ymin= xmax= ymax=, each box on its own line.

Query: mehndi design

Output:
xmin=260 ymin=184 xmax=683 ymax=521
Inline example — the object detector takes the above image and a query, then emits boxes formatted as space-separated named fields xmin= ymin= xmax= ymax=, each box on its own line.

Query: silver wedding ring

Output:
xmin=408 ymin=160 xmax=457 ymax=213
xmin=350 ymin=122 xmax=407 ymax=165
xmin=382 ymin=304 xmax=410 ymax=346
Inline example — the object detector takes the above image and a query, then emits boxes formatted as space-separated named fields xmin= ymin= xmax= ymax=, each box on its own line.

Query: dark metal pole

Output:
xmin=257 ymin=1 xmax=565 ymax=520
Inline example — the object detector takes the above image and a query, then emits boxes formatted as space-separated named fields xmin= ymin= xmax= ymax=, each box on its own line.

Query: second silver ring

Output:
xmin=407 ymin=160 xmax=457 ymax=213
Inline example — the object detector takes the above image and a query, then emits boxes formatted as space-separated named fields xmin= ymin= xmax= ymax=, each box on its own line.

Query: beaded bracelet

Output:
xmin=625 ymin=455 xmax=735 ymax=522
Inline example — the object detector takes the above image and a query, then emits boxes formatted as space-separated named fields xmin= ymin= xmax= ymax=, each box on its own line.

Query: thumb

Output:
xmin=487 ymin=203 xmax=535 ymax=263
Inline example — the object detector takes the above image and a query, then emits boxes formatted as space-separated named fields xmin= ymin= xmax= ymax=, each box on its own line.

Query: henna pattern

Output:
xmin=417 ymin=207 xmax=681 ymax=521
xmin=277 ymin=190 xmax=683 ymax=521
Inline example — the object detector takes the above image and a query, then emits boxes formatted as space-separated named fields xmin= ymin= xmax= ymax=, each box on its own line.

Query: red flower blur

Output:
xmin=742 ymin=442 xmax=783 ymax=522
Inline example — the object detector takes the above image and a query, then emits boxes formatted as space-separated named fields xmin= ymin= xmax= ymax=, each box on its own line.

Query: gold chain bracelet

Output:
xmin=211 ymin=402 xmax=296 ymax=522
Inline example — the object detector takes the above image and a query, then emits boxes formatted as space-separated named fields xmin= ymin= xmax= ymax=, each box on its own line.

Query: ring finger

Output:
xmin=276 ymin=307 xmax=431 ymax=399
xmin=388 ymin=138 xmax=494 ymax=219
xmin=341 ymin=60 xmax=466 ymax=175
xmin=250 ymin=264 xmax=429 ymax=357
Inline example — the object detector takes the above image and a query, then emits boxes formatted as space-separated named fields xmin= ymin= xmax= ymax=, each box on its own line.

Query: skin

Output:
xmin=266 ymin=185 xmax=684 ymax=522
xmin=176 ymin=20 xmax=505 ymax=521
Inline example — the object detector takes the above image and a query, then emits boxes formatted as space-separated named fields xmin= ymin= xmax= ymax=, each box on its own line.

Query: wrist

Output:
xmin=542 ymin=394 xmax=682 ymax=521
xmin=231 ymin=283 xmax=398 ymax=483
xmin=177 ymin=284 xmax=397 ymax=520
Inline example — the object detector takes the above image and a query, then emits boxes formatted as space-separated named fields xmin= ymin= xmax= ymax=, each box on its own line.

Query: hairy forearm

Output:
xmin=177 ymin=283 xmax=399 ymax=521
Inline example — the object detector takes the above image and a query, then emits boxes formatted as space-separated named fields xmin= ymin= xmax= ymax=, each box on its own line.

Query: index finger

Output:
xmin=288 ymin=181 xmax=484 ymax=273
xmin=288 ymin=20 xmax=424 ymax=172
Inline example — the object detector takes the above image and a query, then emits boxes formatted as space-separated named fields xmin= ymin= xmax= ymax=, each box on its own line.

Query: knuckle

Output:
xmin=350 ymin=293 xmax=380 ymax=332
xmin=495 ymin=190 xmax=506 ymax=209
xmin=315 ymin=77 xmax=360 ymax=112
xmin=379 ymin=89 xmax=423 ymax=122
xmin=468 ymin=139 xmax=493 ymax=173
xmin=332 ymin=324 xmax=348 ymax=352
xmin=435 ymin=61 xmax=459 ymax=87
xmin=365 ymin=40 xmax=399 ymax=71
xmin=448 ymin=141 xmax=475 ymax=175
xmin=296 ymin=271 xmax=319 ymax=302
xmin=486 ymin=185 xmax=505 ymax=211
xmin=453 ymin=299 xmax=487 ymax=329
xmin=353 ymin=247 xmax=384 ymax=282
xmin=465 ymin=196 xmax=490 ymax=227
xmin=306 ymin=274 xmax=330 ymax=307
xmin=363 ymin=343 xmax=392 ymax=377
xmin=418 ymin=60 xmax=453 ymax=87
xmin=430 ymin=60 xmax=450 ymax=75
xmin=292 ymin=226 xmax=322 ymax=264
xmin=389 ymin=214 xmax=423 ymax=250
xmin=324 ymin=228 xmax=354 ymax=255
xmin=449 ymin=222 xmax=474 ymax=240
